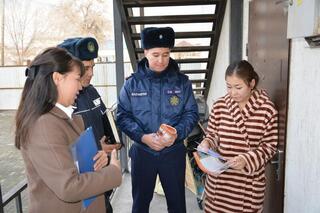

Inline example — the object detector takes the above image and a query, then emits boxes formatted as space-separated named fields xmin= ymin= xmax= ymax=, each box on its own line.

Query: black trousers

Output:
xmin=104 ymin=191 xmax=113 ymax=213
xmin=129 ymin=143 xmax=186 ymax=213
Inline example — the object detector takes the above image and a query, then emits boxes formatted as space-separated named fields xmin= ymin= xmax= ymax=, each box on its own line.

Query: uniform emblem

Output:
xmin=159 ymin=34 xmax=163 ymax=39
xmin=87 ymin=41 xmax=95 ymax=53
xmin=170 ymin=95 xmax=179 ymax=106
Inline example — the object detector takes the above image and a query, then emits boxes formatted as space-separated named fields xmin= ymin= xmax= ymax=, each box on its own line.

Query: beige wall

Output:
xmin=206 ymin=0 xmax=230 ymax=109
xmin=284 ymin=38 xmax=320 ymax=212
xmin=207 ymin=1 xmax=320 ymax=211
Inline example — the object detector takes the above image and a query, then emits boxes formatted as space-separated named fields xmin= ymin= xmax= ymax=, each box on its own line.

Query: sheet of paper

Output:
xmin=200 ymin=156 xmax=229 ymax=174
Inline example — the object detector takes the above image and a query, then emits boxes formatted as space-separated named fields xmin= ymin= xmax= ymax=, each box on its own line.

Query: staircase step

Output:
xmin=180 ymin=69 xmax=208 ymax=74
xmin=193 ymin=88 xmax=206 ymax=92
xmin=191 ymin=79 xmax=207 ymax=83
xmin=175 ymin=58 xmax=209 ymax=63
xmin=128 ymin=14 xmax=216 ymax=25
xmin=132 ymin=31 xmax=215 ymax=40
xmin=135 ymin=46 xmax=211 ymax=53
xmin=123 ymin=0 xmax=220 ymax=7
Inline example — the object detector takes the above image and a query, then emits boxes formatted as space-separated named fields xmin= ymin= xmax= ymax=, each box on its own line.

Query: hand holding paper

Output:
xmin=193 ymin=146 xmax=229 ymax=175
xmin=196 ymin=146 xmax=225 ymax=162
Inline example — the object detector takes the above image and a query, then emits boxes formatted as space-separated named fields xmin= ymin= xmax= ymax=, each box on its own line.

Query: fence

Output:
xmin=0 ymin=62 xmax=133 ymax=110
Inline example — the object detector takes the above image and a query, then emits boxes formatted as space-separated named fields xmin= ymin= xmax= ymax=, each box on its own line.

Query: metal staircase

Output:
xmin=114 ymin=0 xmax=227 ymax=99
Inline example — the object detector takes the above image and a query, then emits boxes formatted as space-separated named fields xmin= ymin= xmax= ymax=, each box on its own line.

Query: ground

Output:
xmin=0 ymin=110 xmax=27 ymax=212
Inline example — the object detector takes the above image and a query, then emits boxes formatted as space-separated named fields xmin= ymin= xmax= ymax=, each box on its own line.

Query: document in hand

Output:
xmin=193 ymin=149 xmax=229 ymax=175
xmin=71 ymin=126 xmax=97 ymax=208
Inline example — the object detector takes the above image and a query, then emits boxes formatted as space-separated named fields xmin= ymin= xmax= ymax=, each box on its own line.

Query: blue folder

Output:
xmin=71 ymin=126 xmax=98 ymax=209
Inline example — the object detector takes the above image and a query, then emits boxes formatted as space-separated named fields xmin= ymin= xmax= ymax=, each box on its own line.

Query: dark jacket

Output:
xmin=74 ymin=85 xmax=116 ymax=148
xmin=117 ymin=57 xmax=199 ymax=153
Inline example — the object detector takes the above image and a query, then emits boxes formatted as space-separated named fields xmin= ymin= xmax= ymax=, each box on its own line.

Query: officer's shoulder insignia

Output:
xmin=93 ymin=97 xmax=101 ymax=106
xmin=170 ymin=95 xmax=180 ymax=106
xmin=87 ymin=41 xmax=95 ymax=53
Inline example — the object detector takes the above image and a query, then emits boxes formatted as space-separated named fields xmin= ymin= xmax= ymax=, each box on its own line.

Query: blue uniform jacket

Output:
xmin=74 ymin=85 xmax=116 ymax=149
xmin=117 ymin=57 xmax=199 ymax=153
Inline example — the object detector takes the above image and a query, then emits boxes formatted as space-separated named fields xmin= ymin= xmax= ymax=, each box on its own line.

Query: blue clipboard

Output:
xmin=71 ymin=127 xmax=98 ymax=208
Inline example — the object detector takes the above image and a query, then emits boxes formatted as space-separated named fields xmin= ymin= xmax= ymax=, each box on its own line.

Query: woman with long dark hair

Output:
xmin=15 ymin=47 xmax=121 ymax=213
xmin=199 ymin=60 xmax=278 ymax=213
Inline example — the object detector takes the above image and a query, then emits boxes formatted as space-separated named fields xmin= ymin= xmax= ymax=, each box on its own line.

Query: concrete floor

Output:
xmin=111 ymin=172 xmax=203 ymax=213
xmin=0 ymin=110 xmax=28 ymax=212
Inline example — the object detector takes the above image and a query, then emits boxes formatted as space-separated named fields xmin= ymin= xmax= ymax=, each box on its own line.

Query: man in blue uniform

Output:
xmin=117 ymin=27 xmax=199 ymax=213
xmin=58 ymin=37 xmax=121 ymax=213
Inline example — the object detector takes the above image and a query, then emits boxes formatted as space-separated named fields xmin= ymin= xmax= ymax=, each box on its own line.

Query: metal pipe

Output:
xmin=1 ymin=0 xmax=5 ymax=66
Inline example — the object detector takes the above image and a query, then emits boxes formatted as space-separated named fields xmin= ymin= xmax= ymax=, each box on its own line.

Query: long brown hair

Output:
xmin=15 ymin=47 xmax=84 ymax=149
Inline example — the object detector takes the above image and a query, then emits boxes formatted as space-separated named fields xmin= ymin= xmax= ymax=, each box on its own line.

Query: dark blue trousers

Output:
xmin=129 ymin=143 xmax=186 ymax=213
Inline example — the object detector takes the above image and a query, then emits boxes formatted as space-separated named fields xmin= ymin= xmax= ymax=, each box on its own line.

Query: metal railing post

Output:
xmin=15 ymin=194 xmax=23 ymax=213
xmin=0 ymin=184 xmax=3 ymax=213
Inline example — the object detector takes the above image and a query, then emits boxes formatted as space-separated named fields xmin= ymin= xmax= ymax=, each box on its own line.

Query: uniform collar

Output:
xmin=144 ymin=61 xmax=170 ymax=79
xmin=79 ymin=84 xmax=93 ymax=94
xmin=136 ymin=57 xmax=179 ymax=81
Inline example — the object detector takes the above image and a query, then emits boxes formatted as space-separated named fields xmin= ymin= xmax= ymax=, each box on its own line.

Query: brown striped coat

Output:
xmin=204 ymin=90 xmax=278 ymax=213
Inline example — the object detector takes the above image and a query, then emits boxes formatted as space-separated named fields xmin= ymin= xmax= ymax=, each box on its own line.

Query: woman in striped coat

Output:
xmin=199 ymin=60 xmax=278 ymax=213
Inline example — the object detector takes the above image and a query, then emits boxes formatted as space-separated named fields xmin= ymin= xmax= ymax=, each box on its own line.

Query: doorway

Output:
xmin=247 ymin=0 xmax=290 ymax=212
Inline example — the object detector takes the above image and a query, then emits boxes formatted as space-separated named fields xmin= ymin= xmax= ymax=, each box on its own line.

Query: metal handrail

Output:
xmin=0 ymin=179 xmax=27 ymax=213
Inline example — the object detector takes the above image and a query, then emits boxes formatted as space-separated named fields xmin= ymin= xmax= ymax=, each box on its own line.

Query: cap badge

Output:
xmin=87 ymin=41 xmax=95 ymax=53
xmin=159 ymin=34 xmax=163 ymax=39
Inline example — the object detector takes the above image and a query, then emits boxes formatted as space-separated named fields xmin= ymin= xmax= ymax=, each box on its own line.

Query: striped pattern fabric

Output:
xmin=204 ymin=90 xmax=278 ymax=213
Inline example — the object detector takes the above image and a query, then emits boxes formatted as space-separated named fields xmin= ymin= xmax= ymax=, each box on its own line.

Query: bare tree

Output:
xmin=49 ymin=0 xmax=112 ymax=44
xmin=3 ymin=0 xmax=112 ymax=64
xmin=5 ymin=0 xmax=47 ymax=65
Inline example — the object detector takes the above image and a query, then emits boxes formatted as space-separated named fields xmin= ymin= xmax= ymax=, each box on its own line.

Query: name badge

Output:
xmin=131 ymin=92 xmax=148 ymax=97
xmin=166 ymin=89 xmax=181 ymax=95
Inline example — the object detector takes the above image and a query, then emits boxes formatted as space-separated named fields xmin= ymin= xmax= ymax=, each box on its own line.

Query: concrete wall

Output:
xmin=207 ymin=1 xmax=320 ymax=211
xmin=206 ymin=0 xmax=230 ymax=108
xmin=0 ymin=63 xmax=133 ymax=110
xmin=207 ymin=0 xmax=251 ymax=107
xmin=284 ymin=39 xmax=320 ymax=213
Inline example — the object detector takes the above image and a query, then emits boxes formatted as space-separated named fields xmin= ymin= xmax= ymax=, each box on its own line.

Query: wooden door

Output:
xmin=248 ymin=1 xmax=290 ymax=212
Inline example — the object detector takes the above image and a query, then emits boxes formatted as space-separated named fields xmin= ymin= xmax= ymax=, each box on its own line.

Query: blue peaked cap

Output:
xmin=141 ymin=27 xmax=175 ymax=49
xmin=57 ymin=37 xmax=99 ymax=60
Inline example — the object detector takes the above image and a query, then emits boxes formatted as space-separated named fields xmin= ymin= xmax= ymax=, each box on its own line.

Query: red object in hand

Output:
xmin=157 ymin=124 xmax=177 ymax=142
